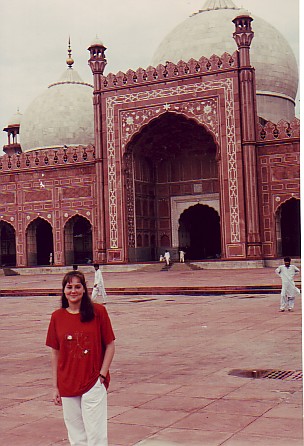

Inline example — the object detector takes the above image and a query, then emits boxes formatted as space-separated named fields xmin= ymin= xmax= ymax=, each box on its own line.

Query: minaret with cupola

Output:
xmin=88 ymin=38 xmax=108 ymax=263
xmin=233 ymin=13 xmax=262 ymax=258
xmin=88 ymin=37 xmax=107 ymax=159
xmin=3 ymin=109 xmax=22 ymax=155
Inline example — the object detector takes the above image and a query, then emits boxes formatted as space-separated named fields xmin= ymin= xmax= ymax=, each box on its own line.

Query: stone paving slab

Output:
xmin=0 ymin=288 xmax=302 ymax=446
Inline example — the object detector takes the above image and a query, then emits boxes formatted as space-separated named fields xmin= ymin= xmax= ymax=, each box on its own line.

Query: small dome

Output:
xmin=151 ymin=0 xmax=298 ymax=123
xmin=19 ymin=67 xmax=94 ymax=151
xmin=7 ymin=110 xmax=22 ymax=127
xmin=89 ymin=36 xmax=105 ymax=47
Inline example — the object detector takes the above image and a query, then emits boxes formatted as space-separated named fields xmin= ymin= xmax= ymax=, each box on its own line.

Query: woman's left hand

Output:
xmin=53 ymin=388 xmax=62 ymax=406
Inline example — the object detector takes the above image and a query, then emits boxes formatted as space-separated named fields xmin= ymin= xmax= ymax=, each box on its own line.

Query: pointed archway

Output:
xmin=0 ymin=221 xmax=16 ymax=266
xmin=276 ymin=198 xmax=300 ymax=257
xmin=124 ymin=112 xmax=219 ymax=262
xmin=64 ymin=215 xmax=93 ymax=265
xmin=178 ymin=204 xmax=221 ymax=260
xmin=26 ymin=218 xmax=54 ymax=266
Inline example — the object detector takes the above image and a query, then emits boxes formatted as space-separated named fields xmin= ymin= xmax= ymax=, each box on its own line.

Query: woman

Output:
xmin=46 ymin=270 xmax=115 ymax=446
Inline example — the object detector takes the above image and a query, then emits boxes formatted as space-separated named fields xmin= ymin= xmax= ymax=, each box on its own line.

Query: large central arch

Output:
xmin=124 ymin=112 xmax=219 ymax=262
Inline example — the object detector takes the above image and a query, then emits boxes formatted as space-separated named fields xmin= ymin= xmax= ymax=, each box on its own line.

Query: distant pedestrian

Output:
xmin=179 ymin=250 xmax=185 ymax=263
xmin=92 ymin=263 xmax=107 ymax=302
xmin=46 ymin=270 xmax=115 ymax=446
xmin=275 ymin=256 xmax=300 ymax=312
xmin=49 ymin=253 xmax=53 ymax=265
xmin=164 ymin=250 xmax=170 ymax=266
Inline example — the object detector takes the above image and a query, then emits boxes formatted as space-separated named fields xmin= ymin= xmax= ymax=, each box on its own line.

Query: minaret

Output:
xmin=233 ymin=14 xmax=262 ymax=259
xmin=3 ymin=109 xmax=22 ymax=155
xmin=88 ymin=37 xmax=107 ymax=92
xmin=88 ymin=38 xmax=107 ymax=263
xmin=88 ymin=37 xmax=107 ymax=158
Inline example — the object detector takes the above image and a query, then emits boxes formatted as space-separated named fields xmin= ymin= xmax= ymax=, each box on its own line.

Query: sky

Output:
xmin=0 ymin=0 xmax=299 ymax=153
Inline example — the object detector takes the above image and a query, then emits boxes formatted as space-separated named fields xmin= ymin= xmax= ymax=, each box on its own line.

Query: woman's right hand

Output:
xmin=53 ymin=388 xmax=62 ymax=406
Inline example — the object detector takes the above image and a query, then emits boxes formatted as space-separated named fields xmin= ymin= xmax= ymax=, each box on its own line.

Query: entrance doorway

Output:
xmin=26 ymin=218 xmax=54 ymax=266
xmin=0 ymin=221 xmax=16 ymax=266
xmin=277 ymin=198 xmax=300 ymax=257
xmin=178 ymin=204 xmax=221 ymax=260
xmin=64 ymin=215 xmax=93 ymax=265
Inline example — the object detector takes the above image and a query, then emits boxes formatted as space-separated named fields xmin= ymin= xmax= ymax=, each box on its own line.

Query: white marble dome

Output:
xmin=19 ymin=66 xmax=94 ymax=151
xmin=151 ymin=0 xmax=298 ymax=123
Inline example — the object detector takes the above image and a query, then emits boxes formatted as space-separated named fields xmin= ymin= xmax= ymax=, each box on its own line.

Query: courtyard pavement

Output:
xmin=0 ymin=267 xmax=303 ymax=445
xmin=0 ymin=262 xmax=300 ymax=296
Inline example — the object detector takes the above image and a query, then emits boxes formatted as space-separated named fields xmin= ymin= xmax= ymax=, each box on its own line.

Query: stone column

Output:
xmin=233 ymin=15 xmax=262 ymax=258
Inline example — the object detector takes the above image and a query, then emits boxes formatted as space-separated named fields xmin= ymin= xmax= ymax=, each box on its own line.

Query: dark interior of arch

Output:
xmin=280 ymin=198 xmax=301 ymax=257
xmin=130 ymin=112 xmax=216 ymax=161
xmin=36 ymin=219 xmax=54 ymax=265
xmin=0 ymin=221 xmax=16 ymax=266
xmin=179 ymin=203 xmax=221 ymax=260
xmin=70 ymin=215 xmax=93 ymax=264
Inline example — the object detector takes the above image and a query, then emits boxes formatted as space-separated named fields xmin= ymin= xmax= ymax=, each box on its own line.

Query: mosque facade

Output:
xmin=0 ymin=0 xmax=300 ymax=268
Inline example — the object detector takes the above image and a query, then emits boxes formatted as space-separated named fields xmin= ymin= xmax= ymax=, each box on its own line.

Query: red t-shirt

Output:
xmin=46 ymin=303 xmax=115 ymax=397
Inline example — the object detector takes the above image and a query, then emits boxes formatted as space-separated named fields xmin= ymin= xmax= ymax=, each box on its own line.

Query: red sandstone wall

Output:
xmin=0 ymin=146 xmax=98 ymax=266
xmin=257 ymin=119 xmax=300 ymax=258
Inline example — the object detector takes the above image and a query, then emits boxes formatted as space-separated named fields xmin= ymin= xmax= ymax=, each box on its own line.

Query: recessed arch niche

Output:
xmin=124 ymin=112 xmax=219 ymax=262
xmin=275 ymin=197 xmax=300 ymax=257
xmin=64 ymin=215 xmax=93 ymax=265
xmin=26 ymin=217 xmax=54 ymax=266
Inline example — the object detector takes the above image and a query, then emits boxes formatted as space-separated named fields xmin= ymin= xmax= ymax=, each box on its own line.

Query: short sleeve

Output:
xmin=96 ymin=304 xmax=115 ymax=346
xmin=46 ymin=313 xmax=60 ymax=350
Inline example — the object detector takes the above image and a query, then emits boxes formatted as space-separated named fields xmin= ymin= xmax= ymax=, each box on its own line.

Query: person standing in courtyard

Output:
xmin=46 ymin=270 xmax=115 ymax=446
xmin=92 ymin=263 xmax=107 ymax=302
xmin=179 ymin=249 xmax=185 ymax=263
xmin=275 ymin=256 xmax=300 ymax=312
xmin=164 ymin=250 xmax=171 ymax=266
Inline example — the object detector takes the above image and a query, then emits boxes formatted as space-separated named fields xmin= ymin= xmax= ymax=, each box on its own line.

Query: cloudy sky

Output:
xmin=0 ymin=0 xmax=299 ymax=153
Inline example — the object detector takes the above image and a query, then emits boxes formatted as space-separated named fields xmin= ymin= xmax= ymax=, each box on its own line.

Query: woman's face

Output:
xmin=64 ymin=276 xmax=84 ymax=306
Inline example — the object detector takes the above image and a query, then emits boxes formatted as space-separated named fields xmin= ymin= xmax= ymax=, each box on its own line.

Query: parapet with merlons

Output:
xmin=100 ymin=52 xmax=238 ymax=90
xmin=257 ymin=118 xmax=300 ymax=142
xmin=0 ymin=145 xmax=95 ymax=173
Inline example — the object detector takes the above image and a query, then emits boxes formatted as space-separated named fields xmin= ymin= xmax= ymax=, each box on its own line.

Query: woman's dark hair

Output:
xmin=61 ymin=271 xmax=95 ymax=322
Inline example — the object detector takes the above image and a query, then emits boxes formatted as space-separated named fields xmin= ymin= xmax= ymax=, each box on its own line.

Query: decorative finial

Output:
xmin=66 ymin=37 xmax=74 ymax=68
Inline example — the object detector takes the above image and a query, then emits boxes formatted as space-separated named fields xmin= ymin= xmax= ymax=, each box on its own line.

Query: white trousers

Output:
xmin=61 ymin=379 xmax=108 ymax=446
xmin=91 ymin=286 xmax=106 ymax=302
xmin=280 ymin=293 xmax=295 ymax=310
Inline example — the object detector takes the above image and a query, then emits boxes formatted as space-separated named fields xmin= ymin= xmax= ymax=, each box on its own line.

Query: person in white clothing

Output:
xmin=92 ymin=263 xmax=107 ymax=302
xmin=275 ymin=257 xmax=300 ymax=312
xmin=179 ymin=250 xmax=185 ymax=263
xmin=164 ymin=250 xmax=170 ymax=266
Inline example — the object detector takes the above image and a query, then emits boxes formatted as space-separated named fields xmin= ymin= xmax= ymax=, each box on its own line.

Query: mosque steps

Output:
xmin=0 ymin=284 xmax=283 ymax=297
